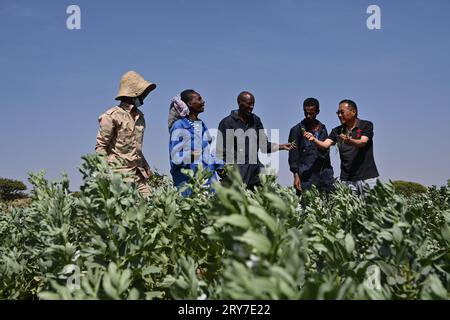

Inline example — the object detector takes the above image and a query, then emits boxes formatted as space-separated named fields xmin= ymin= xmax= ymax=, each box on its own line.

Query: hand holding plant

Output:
xmin=303 ymin=131 xmax=315 ymax=142
xmin=281 ymin=142 xmax=296 ymax=151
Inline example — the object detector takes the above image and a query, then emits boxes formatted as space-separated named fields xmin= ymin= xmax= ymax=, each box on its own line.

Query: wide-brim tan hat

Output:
xmin=115 ymin=70 xmax=157 ymax=101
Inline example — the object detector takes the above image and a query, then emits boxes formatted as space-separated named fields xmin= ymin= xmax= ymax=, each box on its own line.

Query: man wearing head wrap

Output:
xmin=95 ymin=71 xmax=157 ymax=198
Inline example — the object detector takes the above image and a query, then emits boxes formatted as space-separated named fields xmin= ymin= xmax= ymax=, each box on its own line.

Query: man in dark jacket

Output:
xmin=217 ymin=91 xmax=295 ymax=189
xmin=288 ymin=97 xmax=334 ymax=194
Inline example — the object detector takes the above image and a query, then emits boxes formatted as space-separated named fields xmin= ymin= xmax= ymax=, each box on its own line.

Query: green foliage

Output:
xmin=0 ymin=177 xmax=27 ymax=201
xmin=0 ymin=155 xmax=449 ymax=300
xmin=391 ymin=180 xmax=428 ymax=197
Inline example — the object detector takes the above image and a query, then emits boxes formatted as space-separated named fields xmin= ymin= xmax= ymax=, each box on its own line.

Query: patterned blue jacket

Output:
xmin=169 ymin=117 xmax=224 ymax=195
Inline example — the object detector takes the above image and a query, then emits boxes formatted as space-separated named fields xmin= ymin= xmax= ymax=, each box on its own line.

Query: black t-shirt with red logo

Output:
xmin=328 ymin=119 xmax=379 ymax=181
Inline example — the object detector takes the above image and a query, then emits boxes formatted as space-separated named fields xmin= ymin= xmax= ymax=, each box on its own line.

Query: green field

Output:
xmin=1 ymin=155 xmax=449 ymax=300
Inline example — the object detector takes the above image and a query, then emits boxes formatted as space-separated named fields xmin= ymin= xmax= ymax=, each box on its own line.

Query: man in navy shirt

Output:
xmin=288 ymin=98 xmax=334 ymax=194
xmin=304 ymin=99 xmax=379 ymax=196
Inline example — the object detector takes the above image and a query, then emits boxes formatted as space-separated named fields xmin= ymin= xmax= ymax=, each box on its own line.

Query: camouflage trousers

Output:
xmin=136 ymin=174 xmax=151 ymax=198
xmin=120 ymin=169 xmax=151 ymax=198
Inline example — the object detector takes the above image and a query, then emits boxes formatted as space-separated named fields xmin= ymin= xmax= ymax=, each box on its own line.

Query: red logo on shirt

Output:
xmin=356 ymin=129 xmax=362 ymax=139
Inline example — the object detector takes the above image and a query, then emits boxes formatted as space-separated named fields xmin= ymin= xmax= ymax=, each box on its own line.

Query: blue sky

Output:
xmin=1 ymin=0 xmax=449 ymax=190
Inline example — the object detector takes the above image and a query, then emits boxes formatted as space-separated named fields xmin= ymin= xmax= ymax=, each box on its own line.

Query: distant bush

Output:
xmin=391 ymin=180 xmax=427 ymax=197
xmin=5 ymin=197 xmax=32 ymax=209
xmin=0 ymin=178 xmax=27 ymax=201
xmin=71 ymin=191 xmax=82 ymax=198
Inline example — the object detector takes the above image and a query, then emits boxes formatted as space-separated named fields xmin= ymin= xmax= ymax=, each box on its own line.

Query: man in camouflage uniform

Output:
xmin=95 ymin=70 xmax=156 ymax=197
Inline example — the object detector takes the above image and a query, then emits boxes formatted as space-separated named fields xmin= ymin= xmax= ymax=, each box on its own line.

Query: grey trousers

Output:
xmin=342 ymin=178 xmax=378 ymax=197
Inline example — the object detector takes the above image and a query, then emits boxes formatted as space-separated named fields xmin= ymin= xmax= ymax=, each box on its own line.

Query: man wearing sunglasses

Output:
xmin=303 ymin=99 xmax=379 ymax=196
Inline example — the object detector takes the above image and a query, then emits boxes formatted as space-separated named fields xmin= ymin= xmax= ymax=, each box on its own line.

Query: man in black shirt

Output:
xmin=288 ymin=98 xmax=334 ymax=194
xmin=217 ymin=91 xmax=295 ymax=189
xmin=304 ymin=99 xmax=379 ymax=196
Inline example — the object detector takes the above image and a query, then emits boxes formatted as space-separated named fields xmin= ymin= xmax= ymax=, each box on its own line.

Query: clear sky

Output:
xmin=1 ymin=0 xmax=449 ymax=191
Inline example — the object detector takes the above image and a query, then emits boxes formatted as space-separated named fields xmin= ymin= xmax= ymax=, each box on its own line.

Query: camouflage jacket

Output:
xmin=95 ymin=104 xmax=150 ymax=179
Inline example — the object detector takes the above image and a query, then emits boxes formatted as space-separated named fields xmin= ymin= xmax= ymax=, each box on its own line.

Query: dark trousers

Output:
xmin=299 ymin=169 xmax=335 ymax=194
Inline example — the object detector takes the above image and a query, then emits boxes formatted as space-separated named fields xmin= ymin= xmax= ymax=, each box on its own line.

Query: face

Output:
xmin=121 ymin=96 xmax=143 ymax=107
xmin=187 ymin=92 xmax=205 ymax=114
xmin=336 ymin=103 xmax=356 ymax=125
xmin=238 ymin=94 xmax=255 ymax=115
xmin=303 ymin=105 xmax=318 ymax=122
xmin=138 ymin=84 xmax=156 ymax=105
xmin=136 ymin=96 xmax=144 ymax=107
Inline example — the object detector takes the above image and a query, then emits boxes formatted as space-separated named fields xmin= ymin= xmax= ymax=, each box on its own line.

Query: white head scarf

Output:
xmin=168 ymin=95 xmax=190 ymax=129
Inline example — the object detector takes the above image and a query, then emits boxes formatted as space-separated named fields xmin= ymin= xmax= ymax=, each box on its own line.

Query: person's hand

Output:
xmin=280 ymin=142 xmax=296 ymax=151
xmin=216 ymin=167 xmax=226 ymax=179
xmin=294 ymin=174 xmax=302 ymax=192
xmin=191 ymin=150 xmax=202 ymax=163
xmin=339 ymin=134 xmax=351 ymax=144
xmin=303 ymin=132 xmax=315 ymax=142
xmin=192 ymin=150 xmax=202 ymax=158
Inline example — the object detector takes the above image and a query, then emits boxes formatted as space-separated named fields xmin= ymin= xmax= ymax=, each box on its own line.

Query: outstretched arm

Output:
xmin=258 ymin=121 xmax=296 ymax=153
xmin=339 ymin=134 xmax=369 ymax=148
xmin=304 ymin=132 xmax=334 ymax=149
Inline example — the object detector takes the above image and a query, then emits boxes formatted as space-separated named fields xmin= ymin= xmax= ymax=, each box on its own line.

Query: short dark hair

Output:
xmin=237 ymin=91 xmax=254 ymax=104
xmin=339 ymin=99 xmax=358 ymax=116
xmin=180 ymin=89 xmax=198 ymax=105
xmin=303 ymin=97 xmax=320 ymax=111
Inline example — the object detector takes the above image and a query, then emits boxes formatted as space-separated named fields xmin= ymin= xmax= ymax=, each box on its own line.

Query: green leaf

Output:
xmin=421 ymin=275 xmax=448 ymax=300
xmin=215 ymin=214 xmax=251 ymax=229
xmin=102 ymin=273 xmax=120 ymax=300
xmin=441 ymin=225 xmax=450 ymax=244
xmin=313 ymin=243 xmax=328 ymax=253
xmin=442 ymin=211 xmax=450 ymax=223
xmin=378 ymin=231 xmax=393 ymax=242
xmin=345 ymin=233 xmax=355 ymax=254
xmin=247 ymin=205 xmax=277 ymax=233
xmin=127 ymin=288 xmax=140 ymax=300
xmin=264 ymin=193 xmax=288 ymax=212
xmin=118 ymin=269 xmax=132 ymax=294
xmin=142 ymin=265 xmax=161 ymax=276
xmin=234 ymin=230 xmax=272 ymax=255
xmin=38 ymin=291 xmax=62 ymax=300
xmin=392 ymin=225 xmax=403 ymax=244
xmin=335 ymin=230 xmax=345 ymax=239
xmin=145 ymin=291 xmax=165 ymax=300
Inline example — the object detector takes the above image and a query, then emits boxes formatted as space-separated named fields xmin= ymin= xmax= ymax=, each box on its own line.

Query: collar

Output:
xmin=300 ymin=119 xmax=323 ymax=127
xmin=119 ymin=102 xmax=143 ymax=115
xmin=339 ymin=118 xmax=360 ymax=134
xmin=230 ymin=109 xmax=254 ymax=124
xmin=300 ymin=119 xmax=323 ymax=129
xmin=230 ymin=109 xmax=240 ymax=120
xmin=347 ymin=118 xmax=360 ymax=131
xmin=119 ymin=102 xmax=134 ymax=112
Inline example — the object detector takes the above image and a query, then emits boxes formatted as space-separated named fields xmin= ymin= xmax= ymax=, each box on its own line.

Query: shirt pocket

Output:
xmin=117 ymin=124 xmax=134 ymax=153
